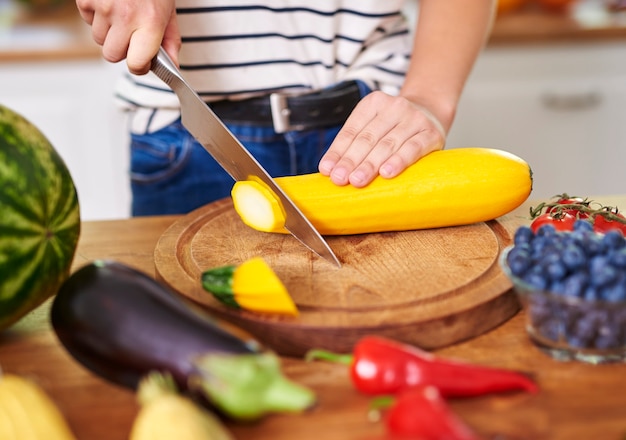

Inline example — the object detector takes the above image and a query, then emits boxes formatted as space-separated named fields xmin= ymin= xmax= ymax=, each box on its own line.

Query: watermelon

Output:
xmin=0 ymin=105 xmax=81 ymax=330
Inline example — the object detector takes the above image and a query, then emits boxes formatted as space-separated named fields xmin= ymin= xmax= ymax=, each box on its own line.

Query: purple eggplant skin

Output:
xmin=50 ymin=260 xmax=262 ymax=392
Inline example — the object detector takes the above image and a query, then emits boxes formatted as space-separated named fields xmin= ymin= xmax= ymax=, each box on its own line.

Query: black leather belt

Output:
xmin=208 ymin=81 xmax=361 ymax=133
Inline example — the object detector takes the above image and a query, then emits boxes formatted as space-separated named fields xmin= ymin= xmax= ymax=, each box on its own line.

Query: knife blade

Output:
xmin=150 ymin=47 xmax=341 ymax=267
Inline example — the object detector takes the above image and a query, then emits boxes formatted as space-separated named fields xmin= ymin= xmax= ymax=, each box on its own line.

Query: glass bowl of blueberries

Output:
xmin=500 ymin=219 xmax=626 ymax=364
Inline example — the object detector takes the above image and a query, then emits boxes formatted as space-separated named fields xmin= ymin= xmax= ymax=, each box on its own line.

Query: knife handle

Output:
xmin=150 ymin=47 xmax=184 ymax=91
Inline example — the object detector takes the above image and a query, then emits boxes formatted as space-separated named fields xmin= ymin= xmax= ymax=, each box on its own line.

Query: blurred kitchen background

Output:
xmin=1 ymin=0 xmax=625 ymax=221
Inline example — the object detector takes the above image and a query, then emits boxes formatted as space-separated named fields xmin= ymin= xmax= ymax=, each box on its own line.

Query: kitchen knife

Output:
xmin=150 ymin=47 xmax=341 ymax=267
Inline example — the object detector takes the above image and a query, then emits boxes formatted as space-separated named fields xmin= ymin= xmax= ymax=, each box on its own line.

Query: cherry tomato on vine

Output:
xmin=530 ymin=213 xmax=577 ymax=233
xmin=546 ymin=197 xmax=589 ymax=219
xmin=593 ymin=214 xmax=626 ymax=235
xmin=550 ymin=197 xmax=584 ymax=207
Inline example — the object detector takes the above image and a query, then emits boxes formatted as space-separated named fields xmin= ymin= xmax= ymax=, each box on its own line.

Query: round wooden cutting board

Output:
xmin=154 ymin=198 xmax=522 ymax=357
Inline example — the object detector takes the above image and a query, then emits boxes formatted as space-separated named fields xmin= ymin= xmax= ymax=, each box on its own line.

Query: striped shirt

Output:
xmin=116 ymin=0 xmax=412 ymax=133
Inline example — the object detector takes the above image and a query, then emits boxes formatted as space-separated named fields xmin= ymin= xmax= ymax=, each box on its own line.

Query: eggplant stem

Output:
xmin=189 ymin=352 xmax=316 ymax=421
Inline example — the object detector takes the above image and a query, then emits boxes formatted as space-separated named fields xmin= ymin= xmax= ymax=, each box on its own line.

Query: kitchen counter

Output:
xmin=490 ymin=1 xmax=626 ymax=45
xmin=0 ymin=1 xmax=99 ymax=62
xmin=3 ymin=0 xmax=626 ymax=64
xmin=2 ymin=196 xmax=626 ymax=440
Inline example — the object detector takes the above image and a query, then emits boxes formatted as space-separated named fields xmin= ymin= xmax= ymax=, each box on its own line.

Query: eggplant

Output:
xmin=50 ymin=260 xmax=316 ymax=420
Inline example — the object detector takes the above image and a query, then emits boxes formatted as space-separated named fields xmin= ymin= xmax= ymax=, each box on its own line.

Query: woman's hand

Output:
xmin=76 ymin=0 xmax=180 ymax=74
xmin=318 ymin=92 xmax=446 ymax=187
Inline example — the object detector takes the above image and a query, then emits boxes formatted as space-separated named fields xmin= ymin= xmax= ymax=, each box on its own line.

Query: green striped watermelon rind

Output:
xmin=0 ymin=104 xmax=81 ymax=330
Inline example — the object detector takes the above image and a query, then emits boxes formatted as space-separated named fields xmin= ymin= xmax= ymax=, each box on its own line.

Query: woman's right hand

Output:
xmin=75 ymin=0 xmax=181 ymax=74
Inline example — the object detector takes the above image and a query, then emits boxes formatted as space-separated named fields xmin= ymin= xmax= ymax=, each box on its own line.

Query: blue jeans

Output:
xmin=130 ymin=81 xmax=371 ymax=216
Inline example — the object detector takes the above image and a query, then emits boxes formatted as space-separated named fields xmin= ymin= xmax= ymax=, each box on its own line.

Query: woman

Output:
xmin=77 ymin=0 xmax=495 ymax=215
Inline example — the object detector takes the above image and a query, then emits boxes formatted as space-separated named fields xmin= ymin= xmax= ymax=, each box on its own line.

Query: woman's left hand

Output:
xmin=318 ymin=91 xmax=446 ymax=187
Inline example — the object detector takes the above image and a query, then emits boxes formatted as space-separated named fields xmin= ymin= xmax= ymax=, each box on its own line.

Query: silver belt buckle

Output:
xmin=270 ymin=89 xmax=317 ymax=133
xmin=269 ymin=92 xmax=291 ymax=133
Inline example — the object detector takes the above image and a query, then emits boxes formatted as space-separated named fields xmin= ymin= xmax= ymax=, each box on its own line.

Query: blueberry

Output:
xmin=571 ymin=309 xmax=603 ymax=345
xmin=523 ymin=265 xmax=548 ymax=289
xmin=536 ymin=224 xmax=557 ymax=237
xmin=560 ymin=233 xmax=578 ymax=248
xmin=540 ymin=249 xmax=561 ymax=265
xmin=524 ymin=272 xmax=549 ymax=290
xmin=610 ymin=308 xmax=626 ymax=341
xmin=530 ymin=238 xmax=554 ymax=259
xmin=583 ymin=235 xmax=607 ymax=257
xmin=546 ymin=262 xmax=568 ymax=281
xmin=536 ymin=319 xmax=563 ymax=342
xmin=514 ymin=226 xmax=534 ymax=246
xmin=550 ymin=233 xmax=567 ymax=248
xmin=600 ymin=281 xmax=626 ymax=302
xmin=563 ymin=302 xmax=584 ymax=327
xmin=562 ymin=272 xmax=589 ymax=297
xmin=507 ymin=246 xmax=532 ymax=276
xmin=609 ymin=248 xmax=626 ymax=269
xmin=584 ymin=286 xmax=601 ymax=301
xmin=594 ymin=334 xmax=622 ymax=350
xmin=567 ymin=336 xmax=589 ymax=348
xmin=590 ymin=256 xmax=618 ymax=287
xmin=562 ymin=244 xmax=587 ymax=271
xmin=568 ymin=233 xmax=586 ymax=251
xmin=528 ymin=301 xmax=553 ymax=325
xmin=594 ymin=320 xmax=623 ymax=349
xmin=549 ymin=280 xmax=567 ymax=295
xmin=602 ymin=230 xmax=626 ymax=250
xmin=573 ymin=219 xmax=594 ymax=232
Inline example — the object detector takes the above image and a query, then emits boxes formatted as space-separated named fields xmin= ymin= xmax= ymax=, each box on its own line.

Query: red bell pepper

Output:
xmin=307 ymin=335 xmax=538 ymax=397
xmin=383 ymin=386 xmax=478 ymax=440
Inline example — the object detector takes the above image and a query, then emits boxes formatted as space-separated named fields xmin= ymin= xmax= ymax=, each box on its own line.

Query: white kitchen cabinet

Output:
xmin=447 ymin=41 xmax=626 ymax=200
xmin=0 ymin=58 xmax=130 ymax=221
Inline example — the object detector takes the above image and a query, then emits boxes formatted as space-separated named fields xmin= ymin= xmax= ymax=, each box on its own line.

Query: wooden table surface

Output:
xmin=2 ymin=197 xmax=626 ymax=440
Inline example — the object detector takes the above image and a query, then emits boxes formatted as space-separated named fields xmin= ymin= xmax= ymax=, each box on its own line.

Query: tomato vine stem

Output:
xmin=529 ymin=194 xmax=626 ymax=225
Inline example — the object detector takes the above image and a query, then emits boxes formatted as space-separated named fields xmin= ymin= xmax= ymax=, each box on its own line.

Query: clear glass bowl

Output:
xmin=499 ymin=246 xmax=626 ymax=364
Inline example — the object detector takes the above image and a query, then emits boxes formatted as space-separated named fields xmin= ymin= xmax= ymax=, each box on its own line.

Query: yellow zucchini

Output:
xmin=0 ymin=373 xmax=76 ymax=440
xmin=202 ymin=257 xmax=298 ymax=316
xmin=232 ymin=147 xmax=532 ymax=235
xmin=232 ymin=257 xmax=298 ymax=315
xmin=130 ymin=372 xmax=234 ymax=440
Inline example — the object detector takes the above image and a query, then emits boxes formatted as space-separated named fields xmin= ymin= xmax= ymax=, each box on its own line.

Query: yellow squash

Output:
xmin=0 ymin=373 xmax=76 ymax=440
xmin=201 ymin=257 xmax=298 ymax=316
xmin=231 ymin=147 xmax=533 ymax=235
xmin=130 ymin=372 xmax=234 ymax=440
xmin=233 ymin=257 xmax=298 ymax=315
